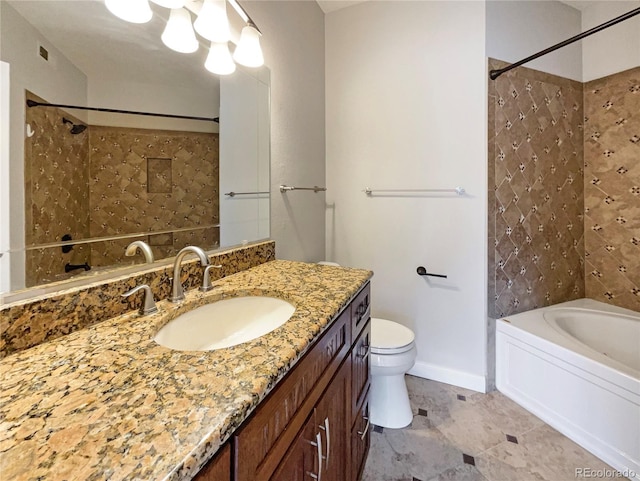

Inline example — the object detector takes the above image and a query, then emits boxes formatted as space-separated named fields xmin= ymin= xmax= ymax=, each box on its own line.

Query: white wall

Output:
xmin=326 ymin=1 xmax=488 ymax=391
xmin=87 ymin=76 xmax=219 ymax=133
xmin=0 ymin=61 xmax=10 ymax=295
xmin=243 ymin=1 xmax=326 ymax=262
xmin=486 ymin=0 xmax=582 ymax=80
xmin=219 ymin=68 xmax=270 ymax=246
xmin=582 ymin=1 xmax=640 ymax=82
xmin=0 ymin=2 xmax=88 ymax=290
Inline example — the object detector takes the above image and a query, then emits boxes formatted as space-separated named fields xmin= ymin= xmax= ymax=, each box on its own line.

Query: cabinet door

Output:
xmin=234 ymin=309 xmax=350 ymax=481
xmin=351 ymin=393 xmax=370 ymax=481
xmin=271 ymin=412 xmax=321 ymax=481
xmin=194 ymin=443 xmax=230 ymax=481
xmin=315 ymin=360 xmax=351 ymax=481
xmin=351 ymin=319 xmax=371 ymax=425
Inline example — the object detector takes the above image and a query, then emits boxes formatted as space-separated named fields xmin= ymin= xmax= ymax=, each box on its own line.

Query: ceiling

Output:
xmin=316 ymin=0 xmax=602 ymax=14
xmin=316 ymin=0 xmax=368 ymax=14
xmin=7 ymin=0 xmax=218 ymax=93
xmin=557 ymin=1 xmax=599 ymax=11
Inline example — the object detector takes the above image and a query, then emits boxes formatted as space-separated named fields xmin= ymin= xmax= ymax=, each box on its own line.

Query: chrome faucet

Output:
xmin=170 ymin=246 xmax=210 ymax=302
xmin=122 ymin=284 xmax=158 ymax=315
xmin=125 ymin=240 xmax=154 ymax=263
xmin=200 ymin=264 xmax=223 ymax=292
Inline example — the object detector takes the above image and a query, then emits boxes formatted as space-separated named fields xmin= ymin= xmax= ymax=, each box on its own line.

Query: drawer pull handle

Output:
xmin=308 ymin=432 xmax=323 ymax=481
xmin=318 ymin=417 xmax=330 ymax=467
xmin=356 ymin=305 xmax=371 ymax=325
xmin=357 ymin=344 xmax=370 ymax=360
xmin=358 ymin=416 xmax=370 ymax=440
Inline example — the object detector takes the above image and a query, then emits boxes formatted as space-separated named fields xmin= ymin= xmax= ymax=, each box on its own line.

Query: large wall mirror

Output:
xmin=0 ymin=0 xmax=270 ymax=302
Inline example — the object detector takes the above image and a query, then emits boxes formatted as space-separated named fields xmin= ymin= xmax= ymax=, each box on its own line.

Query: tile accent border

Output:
xmin=0 ymin=240 xmax=275 ymax=357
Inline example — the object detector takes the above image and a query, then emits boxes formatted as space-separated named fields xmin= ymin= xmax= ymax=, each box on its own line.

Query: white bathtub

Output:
xmin=496 ymin=299 xmax=640 ymax=480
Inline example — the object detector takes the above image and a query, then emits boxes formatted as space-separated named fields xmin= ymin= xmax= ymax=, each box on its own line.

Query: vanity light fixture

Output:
xmin=161 ymin=8 xmax=199 ymax=53
xmin=233 ymin=24 xmax=263 ymax=67
xmin=105 ymin=0 xmax=153 ymax=24
xmin=103 ymin=0 xmax=264 ymax=75
xmin=194 ymin=0 xmax=231 ymax=43
xmin=205 ymin=42 xmax=236 ymax=75
xmin=150 ymin=0 xmax=187 ymax=8
xmin=226 ymin=0 xmax=263 ymax=67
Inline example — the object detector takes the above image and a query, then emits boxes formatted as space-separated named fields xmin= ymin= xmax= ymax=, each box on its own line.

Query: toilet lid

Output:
xmin=371 ymin=318 xmax=415 ymax=354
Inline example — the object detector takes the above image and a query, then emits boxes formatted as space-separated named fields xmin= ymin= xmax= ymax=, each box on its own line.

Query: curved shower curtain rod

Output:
xmin=26 ymin=99 xmax=219 ymax=123
xmin=489 ymin=6 xmax=640 ymax=80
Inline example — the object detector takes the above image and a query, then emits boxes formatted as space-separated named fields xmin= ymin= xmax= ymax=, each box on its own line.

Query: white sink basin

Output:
xmin=154 ymin=296 xmax=296 ymax=351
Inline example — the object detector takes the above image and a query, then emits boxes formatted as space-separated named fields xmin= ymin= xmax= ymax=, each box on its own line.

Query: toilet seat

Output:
xmin=371 ymin=318 xmax=415 ymax=355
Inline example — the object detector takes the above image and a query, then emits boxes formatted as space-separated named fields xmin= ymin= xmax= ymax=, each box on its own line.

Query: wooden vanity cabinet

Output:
xmin=351 ymin=319 xmax=371 ymax=423
xmin=217 ymin=281 xmax=371 ymax=481
xmin=271 ymin=361 xmax=351 ymax=481
xmin=349 ymin=284 xmax=371 ymax=481
xmin=270 ymin=410 xmax=320 ymax=481
xmin=351 ymin=392 xmax=371 ymax=481
xmin=351 ymin=284 xmax=370 ymax=341
xmin=194 ymin=443 xmax=231 ymax=481
xmin=312 ymin=359 xmax=351 ymax=481
xmin=233 ymin=303 xmax=351 ymax=481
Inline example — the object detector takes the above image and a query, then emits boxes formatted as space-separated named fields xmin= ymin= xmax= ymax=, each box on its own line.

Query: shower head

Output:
xmin=62 ymin=117 xmax=87 ymax=135
xmin=71 ymin=124 xmax=87 ymax=135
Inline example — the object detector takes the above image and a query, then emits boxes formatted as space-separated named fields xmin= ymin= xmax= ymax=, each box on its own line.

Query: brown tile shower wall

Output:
xmin=583 ymin=67 xmax=640 ymax=312
xmin=24 ymin=112 xmax=220 ymax=286
xmin=24 ymin=92 xmax=92 ymax=286
xmin=488 ymin=59 xmax=585 ymax=318
xmin=88 ymin=126 xmax=220 ymax=268
xmin=0 ymin=240 xmax=275 ymax=357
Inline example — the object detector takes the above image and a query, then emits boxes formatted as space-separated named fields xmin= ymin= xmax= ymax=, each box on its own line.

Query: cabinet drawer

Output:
xmin=351 ymin=283 xmax=370 ymax=340
xmin=351 ymin=391 xmax=371 ymax=481
xmin=234 ymin=307 xmax=351 ymax=481
xmin=351 ymin=319 xmax=370 ymax=424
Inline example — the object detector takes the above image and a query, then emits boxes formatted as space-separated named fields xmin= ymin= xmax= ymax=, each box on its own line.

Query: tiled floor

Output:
xmin=362 ymin=375 xmax=627 ymax=481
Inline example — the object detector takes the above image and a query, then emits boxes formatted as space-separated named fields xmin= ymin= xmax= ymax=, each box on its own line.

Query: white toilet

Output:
xmin=370 ymin=317 xmax=417 ymax=429
xmin=317 ymin=262 xmax=417 ymax=428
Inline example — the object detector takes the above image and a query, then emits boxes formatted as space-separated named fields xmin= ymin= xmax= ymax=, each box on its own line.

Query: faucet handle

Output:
xmin=200 ymin=265 xmax=223 ymax=292
xmin=122 ymin=284 xmax=158 ymax=315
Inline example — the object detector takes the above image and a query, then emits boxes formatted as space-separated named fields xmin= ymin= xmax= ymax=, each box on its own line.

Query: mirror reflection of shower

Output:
xmin=62 ymin=117 xmax=87 ymax=135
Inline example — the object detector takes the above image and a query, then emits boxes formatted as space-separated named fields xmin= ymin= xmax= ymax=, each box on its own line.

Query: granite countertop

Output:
xmin=0 ymin=260 xmax=372 ymax=481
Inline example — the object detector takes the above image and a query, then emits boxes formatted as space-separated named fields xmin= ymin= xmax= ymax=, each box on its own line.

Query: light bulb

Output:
xmin=233 ymin=25 xmax=263 ymax=68
xmin=194 ymin=0 xmax=230 ymax=43
xmin=105 ymin=0 xmax=153 ymax=24
xmin=161 ymin=8 xmax=199 ymax=53
xmin=150 ymin=0 xmax=186 ymax=7
xmin=205 ymin=42 xmax=236 ymax=75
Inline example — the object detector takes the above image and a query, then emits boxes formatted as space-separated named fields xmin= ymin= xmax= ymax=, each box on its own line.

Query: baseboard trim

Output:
xmin=408 ymin=361 xmax=486 ymax=393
